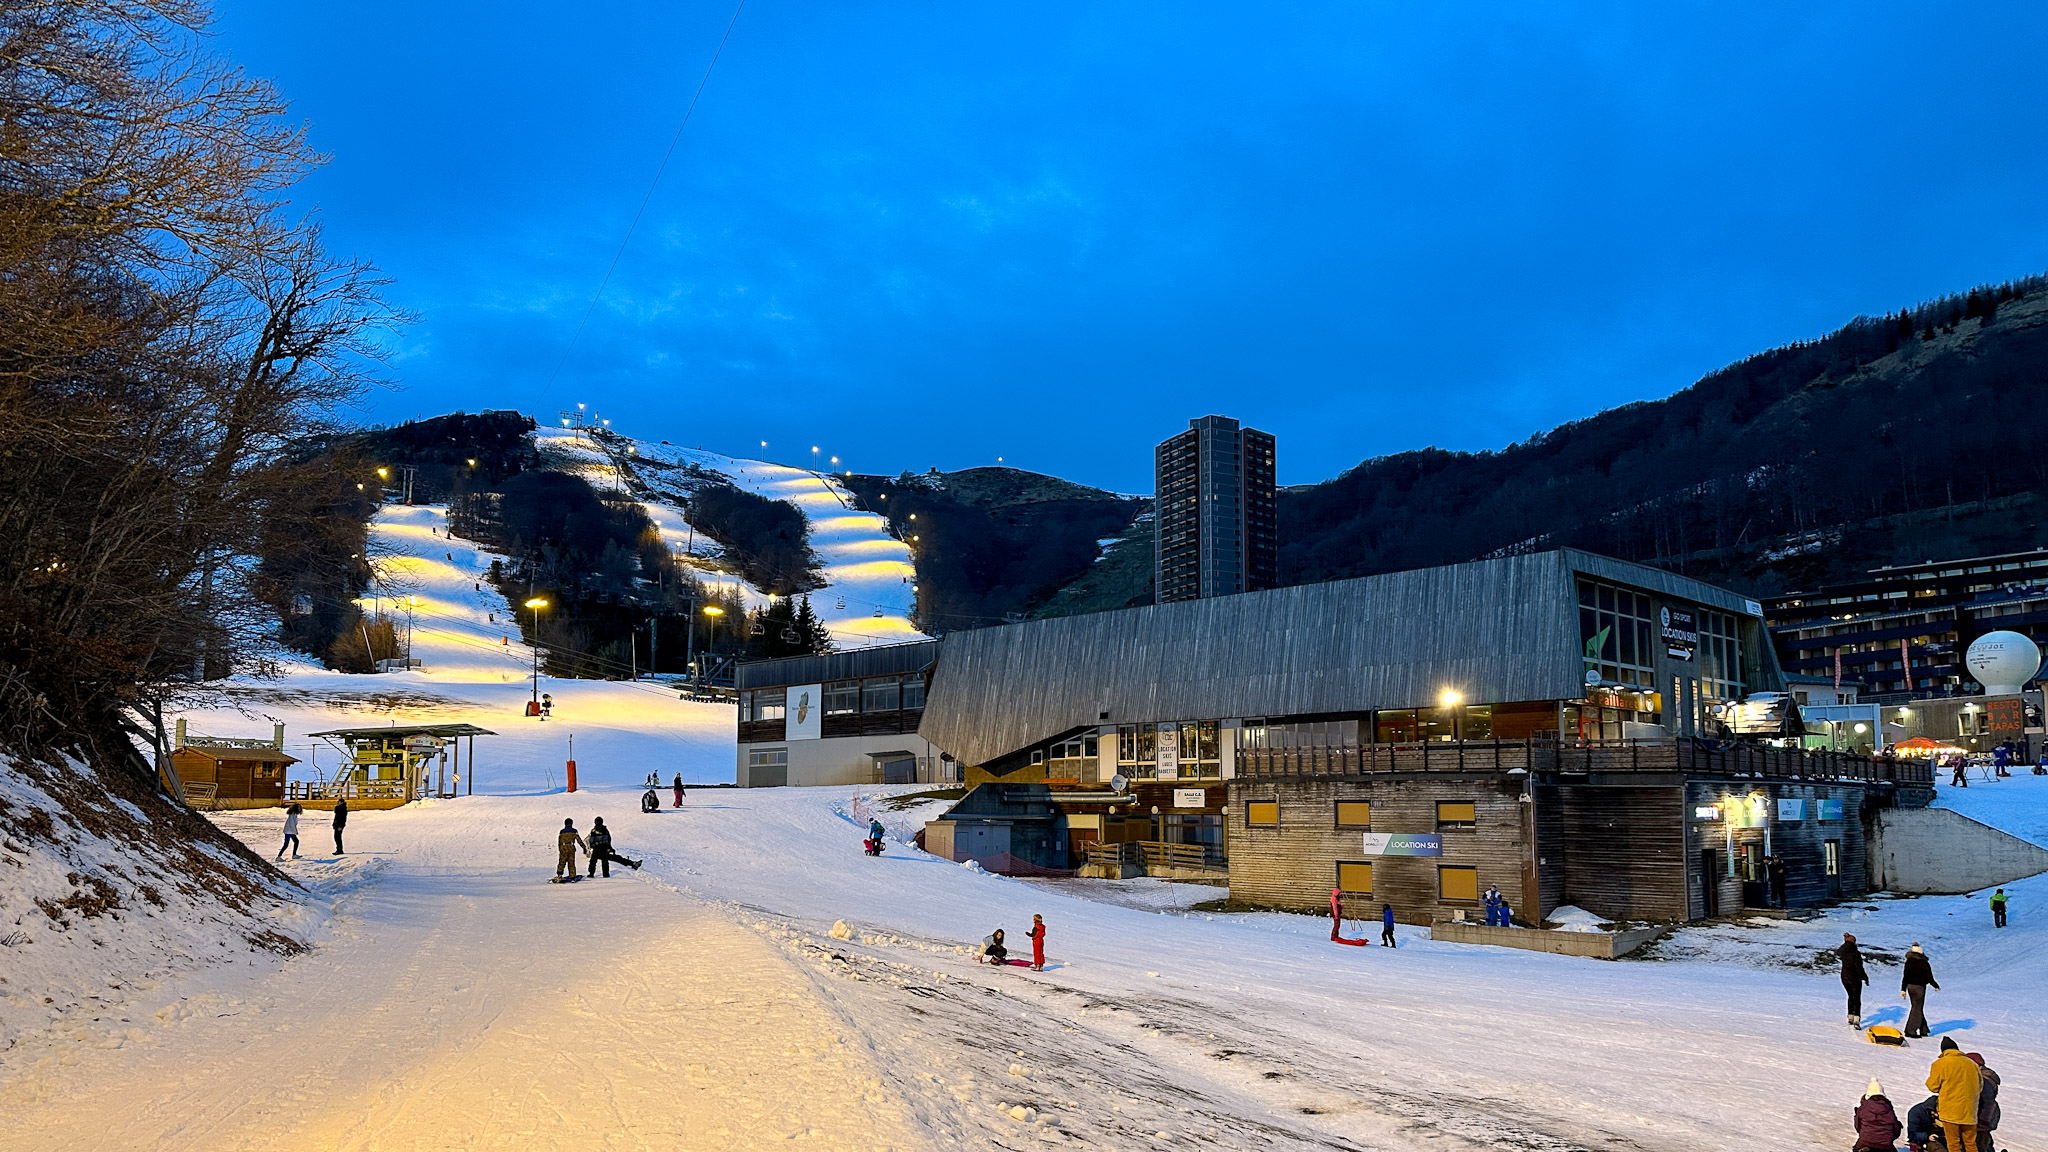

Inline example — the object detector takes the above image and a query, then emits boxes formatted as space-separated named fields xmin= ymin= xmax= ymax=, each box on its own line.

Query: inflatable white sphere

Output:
xmin=1965 ymin=630 xmax=2042 ymax=695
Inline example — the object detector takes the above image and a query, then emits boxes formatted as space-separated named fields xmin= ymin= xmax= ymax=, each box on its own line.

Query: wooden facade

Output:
xmin=171 ymin=745 xmax=296 ymax=809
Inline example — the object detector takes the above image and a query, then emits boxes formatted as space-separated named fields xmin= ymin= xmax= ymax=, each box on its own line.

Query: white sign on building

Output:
xmin=1155 ymin=726 xmax=1179 ymax=779
xmin=788 ymin=683 xmax=822 ymax=740
xmin=1173 ymin=788 xmax=1206 ymax=809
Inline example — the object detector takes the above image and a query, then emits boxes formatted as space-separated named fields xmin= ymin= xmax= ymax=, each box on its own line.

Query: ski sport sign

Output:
xmin=1360 ymin=833 xmax=1442 ymax=857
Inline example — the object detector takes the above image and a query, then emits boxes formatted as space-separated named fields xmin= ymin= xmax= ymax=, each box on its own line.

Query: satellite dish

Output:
xmin=1109 ymin=773 xmax=1129 ymax=794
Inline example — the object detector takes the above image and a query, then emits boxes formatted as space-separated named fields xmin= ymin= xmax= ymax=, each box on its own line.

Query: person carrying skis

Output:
xmin=1925 ymin=1037 xmax=1982 ymax=1152
xmin=1840 ymin=932 xmax=1872 ymax=1027
xmin=672 ymin=772 xmax=686 ymax=808
xmin=278 ymin=803 xmax=303 ymax=861
xmin=980 ymin=928 xmax=1008 ymax=965
xmin=1902 ymin=943 xmax=1939 ymax=1038
xmin=1380 ymin=903 xmax=1397 ymax=948
xmin=586 ymin=816 xmax=642 ymax=877
xmin=1854 ymin=1077 xmax=1903 ymax=1152
xmin=867 ymin=818 xmax=886 ymax=856
xmin=556 ymin=818 xmax=586 ymax=880
xmin=1989 ymin=888 xmax=2007 ymax=928
xmin=1027 ymin=914 xmax=1047 ymax=971
xmin=331 ymin=796 xmax=349 ymax=855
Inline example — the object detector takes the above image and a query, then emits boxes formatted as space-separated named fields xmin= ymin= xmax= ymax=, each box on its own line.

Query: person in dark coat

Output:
xmin=1906 ymin=1094 xmax=1940 ymax=1151
xmin=672 ymin=772 xmax=686 ymax=808
xmin=585 ymin=817 xmax=641 ymax=877
xmin=980 ymin=929 xmax=1008 ymax=964
xmin=556 ymin=818 xmax=585 ymax=880
xmin=1766 ymin=856 xmax=1788 ymax=908
xmin=1967 ymin=1052 xmax=2000 ymax=1152
xmin=1839 ymin=932 xmax=1872 ymax=1027
xmin=1855 ymin=1078 xmax=1902 ymax=1152
xmin=1380 ymin=903 xmax=1397 ymax=948
xmin=1901 ymin=943 xmax=1939 ymax=1038
xmin=331 ymin=796 xmax=349 ymax=855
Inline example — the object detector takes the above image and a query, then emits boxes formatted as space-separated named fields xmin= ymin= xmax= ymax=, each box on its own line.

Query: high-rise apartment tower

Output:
xmin=1154 ymin=415 xmax=1277 ymax=603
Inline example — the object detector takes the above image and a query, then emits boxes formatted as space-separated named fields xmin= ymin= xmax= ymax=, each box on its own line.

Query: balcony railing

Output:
xmin=1234 ymin=737 xmax=1932 ymax=787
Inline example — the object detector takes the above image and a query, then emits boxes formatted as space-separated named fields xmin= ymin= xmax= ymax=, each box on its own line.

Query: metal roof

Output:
xmin=307 ymin=723 xmax=499 ymax=739
xmin=735 ymin=640 xmax=938 ymax=691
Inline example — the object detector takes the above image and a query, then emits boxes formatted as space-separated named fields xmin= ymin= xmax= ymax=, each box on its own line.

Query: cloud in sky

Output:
xmin=218 ymin=1 xmax=2048 ymax=490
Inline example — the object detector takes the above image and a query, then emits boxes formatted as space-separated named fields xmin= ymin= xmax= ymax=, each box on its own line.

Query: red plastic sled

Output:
xmin=1330 ymin=890 xmax=1370 ymax=946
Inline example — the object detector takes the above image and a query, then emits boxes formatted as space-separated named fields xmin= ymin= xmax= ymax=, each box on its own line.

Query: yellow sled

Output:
xmin=1866 ymin=1025 xmax=1907 ymax=1046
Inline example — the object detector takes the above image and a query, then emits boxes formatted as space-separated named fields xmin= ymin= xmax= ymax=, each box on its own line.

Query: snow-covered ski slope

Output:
xmin=171 ymin=503 xmax=738 ymax=792
xmin=534 ymin=425 xmax=927 ymax=650
xmin=12 ymin=775 xmax=2047 ymax=1151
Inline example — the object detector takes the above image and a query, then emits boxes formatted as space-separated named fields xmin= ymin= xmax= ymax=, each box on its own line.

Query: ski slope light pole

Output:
xmin=525 ymin=598 xmax=549 ymax=715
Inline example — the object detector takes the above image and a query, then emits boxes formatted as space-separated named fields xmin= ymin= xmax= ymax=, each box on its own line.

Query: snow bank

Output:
xmin=1543 ymin=904 xmax=1612 ymax=932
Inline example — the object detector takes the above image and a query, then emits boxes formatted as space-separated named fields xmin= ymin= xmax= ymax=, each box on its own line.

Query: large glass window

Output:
xmin=1172 ymin=720 xmax=1221 ymax=778
xmin=1046 ymin=732 xmax=1099 ymax=782
xmin=861 ymin=676 xmax=900 ymax=712
xmin=1699 ymin=611 xmax=1743 ymax=702
xmin=1237 ymin=718 xmax=1360 ymax=749
xmin=1579 ymin=579 xmax=1657 ymax=687
xmin=742 ymin=688 xmax=786 ymax=722
xmin=1117 ymin=723 xmax=1158 ymax=771
xmin=900 ymin=675 xmax=926 ymax=710
xmin=823 ymin=681 xmax=859 ymax=716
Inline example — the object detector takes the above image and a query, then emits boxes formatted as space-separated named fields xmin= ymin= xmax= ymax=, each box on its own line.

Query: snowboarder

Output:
xmin=1840 ymin=932 xmax=1871 ymax=1027
xmin=1027 ymin=914 xmax=1047 ymax=971
xmin=277 ymin=803 xmax=303 ymax=860
xmin=1925 ymin=1037 xmax=1982 ymax=1152
xmin=585 ymin=816 xmax=642 ymax=877
xmin=866 ymin=818 xmax=886 ymax=856
xmin=672 ymin=772 xmax=686 ymax=808
xmin=556 ymin=818 xmax=586 ymax=881
xmin=1380 ymin=903 xmax=1397 ymax=948
xmin=1989 ymin=889 xmax=2007 ymax=928
xmin=1902 ymin=943 xmax=1939 ymax=1038
xmin=1855 ymin=1078 xmax=1903 ymax=1152
xmin=331 ymin=796 xmax=349 ymax=855
xmin=980 ymin=928 xmax=1008 ymax=965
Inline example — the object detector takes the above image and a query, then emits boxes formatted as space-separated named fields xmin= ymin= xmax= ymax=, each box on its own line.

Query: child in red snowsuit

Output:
xmin=1027 ymin=914 xmax=1047 ymax=971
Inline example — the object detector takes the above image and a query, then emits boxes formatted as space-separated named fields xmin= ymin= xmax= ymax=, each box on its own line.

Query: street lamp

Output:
xmin=524 ymin=598 xmax=548 ymax=710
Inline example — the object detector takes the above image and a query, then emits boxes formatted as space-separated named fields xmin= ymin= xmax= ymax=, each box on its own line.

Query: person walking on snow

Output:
xmin=277 ymin=803 xmax=303 ymax=861
xmin=867 ymin=818 xmax=886 ymax=856
xmin=1967 ymin=1051 xmax=2001 ymax=1152
xmin=672 ymin=772 xmax=686 ymax=808
xmin=1926 ymin=1037 xmax=1983 ymax=1152
xmin=331 ymin=796 xmax=349 ymax=855
xmin=556 ymin=818 xmax=586 ymax=880
xmin=586 ymin=816 xmax=641 ymax=877
xmin=1854 ymin=1078 xmax=1903 ymax=1152
xmin=1902 ymin=943 xmax=1939 ymax=1038
xmin=1381 ymin=903 xmax=1397 ymax=948
xmin=1989 ymin=888 xmax=2007 ymax=928
xmin=1840 ymin=932 xmax=1872 ymax=1027
xmin=1027 ymin=914 xmax=1047 ymax=971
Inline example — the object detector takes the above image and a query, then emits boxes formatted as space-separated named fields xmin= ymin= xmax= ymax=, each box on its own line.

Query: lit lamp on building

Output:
xmin=524 ymin=598 xmax=548 ymax=714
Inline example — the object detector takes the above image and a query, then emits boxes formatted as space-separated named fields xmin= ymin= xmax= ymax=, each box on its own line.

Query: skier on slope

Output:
xmin=585 ymin=816 xmax=642 ymax=877
xmin=556 ymin=818 xmax=587 ymax=881
xmin=1839 ymin=932 xmax=1872 ymax=1028
xmin=1026 ymin=914 xmax=1047 ymax=971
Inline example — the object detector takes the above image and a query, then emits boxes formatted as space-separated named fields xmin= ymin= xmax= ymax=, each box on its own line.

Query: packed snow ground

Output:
xmin=10 ymin=771 xmax=2045 ymax=1150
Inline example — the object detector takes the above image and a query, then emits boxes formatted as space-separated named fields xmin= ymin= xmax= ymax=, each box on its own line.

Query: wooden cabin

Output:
xmin=170 ymin=721 xmax=298 ymax=810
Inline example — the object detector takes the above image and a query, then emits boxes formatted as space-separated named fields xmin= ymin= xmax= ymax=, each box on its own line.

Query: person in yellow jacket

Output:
xmin=1926 ymin=1036 xmax=1983 ymax=1152
xmin=555 ymin=818 xmax=587 ymax=881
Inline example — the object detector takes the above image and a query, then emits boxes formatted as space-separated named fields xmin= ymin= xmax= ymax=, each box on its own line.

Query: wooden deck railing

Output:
xmin=1234 ymin=737 xmax=1932 ymax=787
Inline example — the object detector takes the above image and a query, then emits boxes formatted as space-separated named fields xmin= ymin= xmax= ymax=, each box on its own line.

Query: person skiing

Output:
xmin=1854 ymin=1077 xmax=1903 ymax=1152
xmin=980 ymin=928 xmax=1008 ymax=965
xmin=1901 ymin=943 xmax=1939 ymax=1038
xmin=556 ymin=817 xmax=586 ymax=881
xmin=585 ymin=816 xmax=642 ymax=877
xmin=1027 ymin=914 xmax=1047 ymax=971
xmin=331 ymin=796 xmax=349 ymax=855
xmin=277 ymin=803 xmax=303 ymax=861
xmin=672 ymin=772 xmax=686 ymax=808
xmin=1989 ymin=888 xmax=2007 ymax=928
xmin=1380 ymin=903 xmax=1397 ymax=948
xmin=1840 ymin=932 xmax=1872 ymax=1027
xmin=867 ymin=818 xmax=886 ymax=856
xmin=1925 ymin=1037 xmax=1982 ymax=1152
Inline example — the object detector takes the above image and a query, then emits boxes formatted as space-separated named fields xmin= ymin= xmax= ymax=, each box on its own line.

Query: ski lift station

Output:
xmin=297 ymin=723 xmax=498 ymax=810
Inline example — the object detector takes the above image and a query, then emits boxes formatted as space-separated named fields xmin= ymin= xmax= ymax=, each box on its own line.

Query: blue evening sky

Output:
xmin=214 ymin=2 xmax=2048 ymax=493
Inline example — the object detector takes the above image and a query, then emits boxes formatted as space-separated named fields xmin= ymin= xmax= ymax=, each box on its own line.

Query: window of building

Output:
xmin=1171 ymin=720 xmax=1220 ymax=778
xmin=823 ymin=681 xmax=860 ymax=716
xmin=1439 ymin=865 xmax=1479 ymax=902
xmin=1578 ymin=579 xmax=1657 ymax=687
xmin=1461 ymin=705 xmax=1492 ymax=740
xmin=1335 ymin=801 xmax=1372 ymax=828
xmin=1245 ymin=801 xmax=1279 ymax=827
xmin=1824 ymin=839 xmax=1841 ymax=876
xmin=1117 ymin=723 xmax=1157 ymax=770
xmin=861 ymin=676 xmax=900 ymax=713
xmin=746 ymin=748 xmax=788 ymax=769
xmin=901 ymin=675 xmax=926 ymax=710
xmin=1699 ymin=610 xmax=1744 ymax=702
xmin=1046 ymin=733 xmax=1099 ymax=782
xmin=1436 ymin=801 xmax=1476 ymax=830
xmin=742 ymin=688 xmax=786 ymax=723
xmin=1375 ymin=709 xmax=1417 ymax=743
xmin=1336 ymin=861 xmax=1373 ymax=893
xmin=1238 ymin=718 xmax=1360 ymax=749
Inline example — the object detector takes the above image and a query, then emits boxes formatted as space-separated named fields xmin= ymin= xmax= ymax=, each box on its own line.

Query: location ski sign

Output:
xmin=1361 ymin=833 xmax=1442 ymax=857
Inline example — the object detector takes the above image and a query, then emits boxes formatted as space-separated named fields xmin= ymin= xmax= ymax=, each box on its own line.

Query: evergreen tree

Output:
xmin=794 ymin=595 xmax=832 ymax=653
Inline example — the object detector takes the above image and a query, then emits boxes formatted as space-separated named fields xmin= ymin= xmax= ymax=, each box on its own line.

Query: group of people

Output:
xmin=1837 ymin=934 xmax=1949 ymax=1035
xmin=641 ymin=772 xmax=688 ymax=813
xmin=1481 ymin=883 xmax=1513 ymax=927
xmin=274 ymin=798 xmax=347 ymax=859
xmin=555 ymin=816 xmax=642 ymax=879
xmin=979 ymin=914 xmax=1048 ymax=970
xmin=1853 ymin=1037 xmax=2003 ymax=1152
